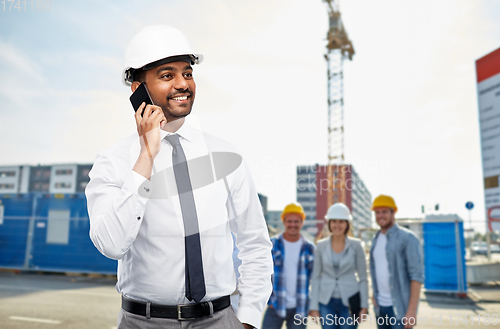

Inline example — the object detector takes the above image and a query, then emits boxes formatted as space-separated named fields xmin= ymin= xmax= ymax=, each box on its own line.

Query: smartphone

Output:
xmin=129 ymin=83 xmax=154 ymax=116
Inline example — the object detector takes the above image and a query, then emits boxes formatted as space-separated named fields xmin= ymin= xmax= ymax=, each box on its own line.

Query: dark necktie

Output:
xmin=164 ymin=134 xmax=206 ymax=303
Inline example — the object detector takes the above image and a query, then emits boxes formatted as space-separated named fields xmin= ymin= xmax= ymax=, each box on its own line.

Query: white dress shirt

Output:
xmin=85 ymin=122 xmax=273 ymax=328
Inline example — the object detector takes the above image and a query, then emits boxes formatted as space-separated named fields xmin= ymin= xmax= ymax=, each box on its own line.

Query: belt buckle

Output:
xmin=177 ymin=304 xmax=195 ymax=321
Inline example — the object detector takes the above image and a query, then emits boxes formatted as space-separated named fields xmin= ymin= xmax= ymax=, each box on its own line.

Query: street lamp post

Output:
xmin=466 ymin=201 xmax=474 ymax=259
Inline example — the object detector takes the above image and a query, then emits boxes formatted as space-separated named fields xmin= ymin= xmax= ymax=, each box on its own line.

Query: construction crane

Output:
xmin=323 ymin=0 xmax=354 ymax=207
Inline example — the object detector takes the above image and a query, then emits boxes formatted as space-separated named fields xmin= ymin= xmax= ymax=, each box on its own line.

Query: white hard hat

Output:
xmin=122 ymin=25 xmax=204 ymax=86
xmin=325 ymin=203 xmax=352 ymax=220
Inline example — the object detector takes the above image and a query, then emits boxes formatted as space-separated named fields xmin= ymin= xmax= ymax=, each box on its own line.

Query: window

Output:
xmin=56 ymin=169 xmax=73 ymax=175
xmin=54 ymin=182 xmax=72 ymax=188
xmin=0 ymin=171 xmax=15 ymax=177
xmin=0 ymin=183 xmax=14 ymax=189
xmin=47 ymin=210 xmax=70 ymax=244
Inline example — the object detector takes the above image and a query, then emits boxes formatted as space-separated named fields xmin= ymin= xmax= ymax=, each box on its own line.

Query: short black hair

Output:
xmin=133 ymin=69 xmax=146 ymax=83
xmin=133 ymin=55 xmax=193 ymax=83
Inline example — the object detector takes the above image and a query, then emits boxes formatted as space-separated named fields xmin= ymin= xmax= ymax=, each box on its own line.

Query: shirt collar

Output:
xmin=279 ymin=233 xmax=304 ymax=245
xmin=344 ymin=236 xmax=353 ymax=249
xmin=385 ymin=223 xmax=399 ymax=236
xmin=329 ymin=235 xmax=350 ymax=251
xmin=160 ymin=121 xmax=193 ymax=142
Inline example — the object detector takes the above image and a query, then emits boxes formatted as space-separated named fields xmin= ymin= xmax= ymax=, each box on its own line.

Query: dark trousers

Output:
xmin=261 ymin=306 xmax=306 ymax=329
xmin=376 ymin=306 xmax=406 ymax=329
xmin=319 ymin=298 xmax=356 ymax=329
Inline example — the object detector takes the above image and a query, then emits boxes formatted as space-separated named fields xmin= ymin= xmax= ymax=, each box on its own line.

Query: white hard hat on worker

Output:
xmin=122 ymin=25 xmax=203 ymax=86
xmin=325 ymin=203 xmax=352 ymax=235
xmin=325 ymin=203 xmax=352 ymax=221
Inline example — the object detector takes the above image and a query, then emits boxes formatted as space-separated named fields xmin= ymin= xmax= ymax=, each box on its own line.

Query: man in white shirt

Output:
xmin=85 ymin=25 xmax=273 ymax=329
xmin=263 ymin=203 xmax=315 ymax=329
xmin=369 ymin=195 xmax=424 ymax=329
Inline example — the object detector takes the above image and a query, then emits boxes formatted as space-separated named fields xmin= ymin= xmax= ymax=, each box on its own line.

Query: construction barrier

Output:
xmin=0 ymin=193 xmax=116 ymax=274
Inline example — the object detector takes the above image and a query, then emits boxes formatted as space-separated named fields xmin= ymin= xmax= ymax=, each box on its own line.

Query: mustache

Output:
xmin=167 ymin=90 xmax=193 ymax=99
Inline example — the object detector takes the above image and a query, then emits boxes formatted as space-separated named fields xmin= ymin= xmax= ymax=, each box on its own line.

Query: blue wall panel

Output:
xmin=0 ymin=193 xmax=117 ymax=274
xmin=0 ymin=194 xmax=33 ymax=267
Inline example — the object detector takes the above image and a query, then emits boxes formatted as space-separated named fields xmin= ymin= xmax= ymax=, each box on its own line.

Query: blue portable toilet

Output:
xmin=422 ymin=214 xmax=467 ymax=293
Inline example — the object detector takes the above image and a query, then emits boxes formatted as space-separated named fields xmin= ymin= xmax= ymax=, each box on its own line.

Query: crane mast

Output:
xmin=323 ymin=0 xmax=354 ymax=207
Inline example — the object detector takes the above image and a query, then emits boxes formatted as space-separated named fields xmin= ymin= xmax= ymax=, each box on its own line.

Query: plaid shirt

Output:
xmin=268 ymin=234 xmax=315 ymax=319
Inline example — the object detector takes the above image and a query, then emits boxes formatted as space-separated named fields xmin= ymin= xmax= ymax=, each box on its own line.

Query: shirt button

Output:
xmin=137 ymin=216 xmax=141 ymax=220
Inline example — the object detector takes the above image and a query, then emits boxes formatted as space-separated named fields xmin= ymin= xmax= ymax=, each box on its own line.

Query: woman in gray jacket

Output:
xmin=308 ymin=203 xmax=368 ymax=329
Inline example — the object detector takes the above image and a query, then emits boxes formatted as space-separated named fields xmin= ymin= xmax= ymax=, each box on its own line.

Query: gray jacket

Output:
xmin=310 ymin=236 xmax=369 ymax=310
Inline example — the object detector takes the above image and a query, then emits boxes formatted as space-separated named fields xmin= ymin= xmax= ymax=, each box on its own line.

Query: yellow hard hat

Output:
xmin=371 ymin=194 xmax=398 ymax=212
xmin=281 ymin=203 xmax=306 ymax=221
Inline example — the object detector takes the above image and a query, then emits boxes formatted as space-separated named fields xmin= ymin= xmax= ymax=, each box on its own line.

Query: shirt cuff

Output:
xmin=410 ymin=275 xmax=425 ymax=283
xmin=236 ymin=306 xmax=263 ymax=329
xmin=123 ymin=170 xmax=153 ymax=199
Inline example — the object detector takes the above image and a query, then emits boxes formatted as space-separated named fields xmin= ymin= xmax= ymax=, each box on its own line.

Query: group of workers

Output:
xmin=263 ymin=195 xmax=424 ymax=329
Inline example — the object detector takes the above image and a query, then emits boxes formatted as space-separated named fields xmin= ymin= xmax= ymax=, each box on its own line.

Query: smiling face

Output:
xmin=133 ymin=60 xmax=196 ymax=122
xmin=328 ymin=219 xmax=349 ymax=236
xmin=374 ymin=207 xmax=396 ymax=232
xmin=283 ymin=213 xmax=304 ymax=240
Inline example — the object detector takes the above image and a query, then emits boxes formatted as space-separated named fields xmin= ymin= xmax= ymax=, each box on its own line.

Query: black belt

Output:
xmin=121 ymin=295 xmax=231 ymax=320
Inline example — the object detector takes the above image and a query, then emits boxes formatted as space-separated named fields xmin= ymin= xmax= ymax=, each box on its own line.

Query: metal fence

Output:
xmin=0 ymin=193 xmax=116 ymax=274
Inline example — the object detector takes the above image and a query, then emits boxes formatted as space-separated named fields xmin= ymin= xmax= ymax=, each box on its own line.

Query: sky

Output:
xmin=0 ymin=0 xmax=499 ymax=233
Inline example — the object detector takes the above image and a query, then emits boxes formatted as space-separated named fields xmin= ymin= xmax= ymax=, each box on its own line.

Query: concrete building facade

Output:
xmin=0 ymin=164 xmax=93 ymax=195
xmin=296 ymin=165 xmax=319 ymax=220
xmin=296 ymin=164 xmax=372 ymax=236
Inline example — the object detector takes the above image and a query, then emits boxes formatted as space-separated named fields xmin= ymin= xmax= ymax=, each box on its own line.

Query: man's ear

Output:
xmin=131 ymin=81 xmax=141 ymax=93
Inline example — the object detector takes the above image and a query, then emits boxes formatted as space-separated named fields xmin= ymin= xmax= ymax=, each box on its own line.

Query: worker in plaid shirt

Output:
xmin=262 ymin=203 xmax=315 ymax=329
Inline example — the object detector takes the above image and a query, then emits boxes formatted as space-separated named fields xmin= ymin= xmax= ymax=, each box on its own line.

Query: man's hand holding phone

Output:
xmin=132 ymin=102 xmax=166 ymax=179
xmin=135 ymin=102 xmax=166 ymax=159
